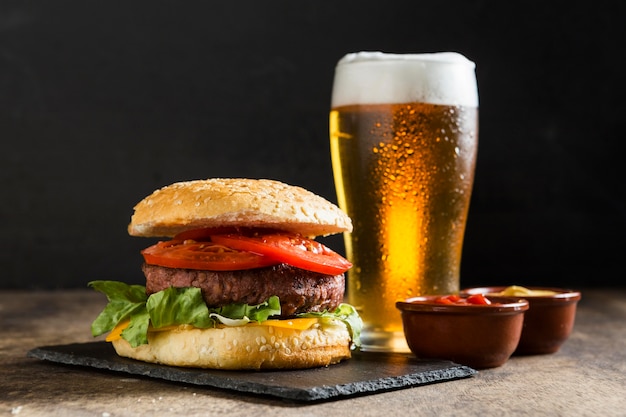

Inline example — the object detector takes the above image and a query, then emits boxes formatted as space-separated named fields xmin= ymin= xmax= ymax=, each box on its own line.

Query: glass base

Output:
xmin=359 ymin=329 xmax=411 ymax=353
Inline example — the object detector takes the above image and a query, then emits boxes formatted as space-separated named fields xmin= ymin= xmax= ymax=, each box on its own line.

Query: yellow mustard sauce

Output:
xmin=492 ymin=285 xmax=558 ymax=297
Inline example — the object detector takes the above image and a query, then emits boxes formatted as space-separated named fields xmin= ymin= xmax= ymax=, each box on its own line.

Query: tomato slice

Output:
xmin=466 ymin=293 xmax=492 ymax=305
xmin=210 ymin=233 xmax=352 ymax=275
xmin=141 ymin=239 xmax=279 ymax=271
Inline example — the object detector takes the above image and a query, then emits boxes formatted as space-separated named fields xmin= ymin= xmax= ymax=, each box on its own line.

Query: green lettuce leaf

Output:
xmin=89 ymin=281 xmax=283 ymax=348
xmin=89 ymin=280 xmax=361 ymax=349
xmin=89 ymin=280 xmax=148 ymax=338
xmin=297 ymin=303 xmax=363 ymax=348
xmin=211 ymin=295 xmax=281 ymax=323
xmin=147 ymin=286 xmax=214 ymax=329
xmin=121 ymin=309 xmax=151 ymax=347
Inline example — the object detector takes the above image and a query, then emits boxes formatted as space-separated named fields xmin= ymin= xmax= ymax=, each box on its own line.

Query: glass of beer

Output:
xmin=329 ymin=52 xmax=479 ymax=352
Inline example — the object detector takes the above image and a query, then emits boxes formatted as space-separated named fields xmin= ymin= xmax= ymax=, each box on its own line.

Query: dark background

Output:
xmin=2 ymin=1 xmax=624 ymax=290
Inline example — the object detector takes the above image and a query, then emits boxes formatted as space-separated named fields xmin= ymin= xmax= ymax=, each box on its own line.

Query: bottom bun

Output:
xmin=111 ymin=321 xmax=352 ymax=370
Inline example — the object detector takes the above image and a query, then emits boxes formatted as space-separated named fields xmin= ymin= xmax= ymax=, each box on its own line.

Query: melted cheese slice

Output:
xmin=105 ymin=318 xmax=319 ymax=342
xmin=106 ymin=320 xmax=130 ymax=342
xmin=248 ymin=318 xmax=319 ymax=330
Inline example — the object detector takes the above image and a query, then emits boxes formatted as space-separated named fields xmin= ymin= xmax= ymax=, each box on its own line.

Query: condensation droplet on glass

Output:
xmin=454 ymin=147 xmax=460 ymax=155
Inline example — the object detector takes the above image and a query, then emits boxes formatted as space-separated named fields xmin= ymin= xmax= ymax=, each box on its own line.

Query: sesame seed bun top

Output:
xmin=128 ymin=178 xmax=353 ymax=238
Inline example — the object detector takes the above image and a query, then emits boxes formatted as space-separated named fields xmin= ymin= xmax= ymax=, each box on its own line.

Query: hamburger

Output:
xmin=89 ymin=178 xmax=362 ymax=370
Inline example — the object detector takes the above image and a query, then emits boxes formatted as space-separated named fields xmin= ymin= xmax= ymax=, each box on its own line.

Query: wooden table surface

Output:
xmin=1 ymin=288 xmax=625 ymax=416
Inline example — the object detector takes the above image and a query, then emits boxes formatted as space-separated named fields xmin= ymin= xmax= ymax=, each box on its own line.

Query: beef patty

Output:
xmin=143 ymin=263 xmax=345 ymax=317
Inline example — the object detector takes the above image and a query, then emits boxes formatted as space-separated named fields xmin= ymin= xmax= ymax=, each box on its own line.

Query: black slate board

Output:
xmin=27 ymin=342 xmax=476 ymax=402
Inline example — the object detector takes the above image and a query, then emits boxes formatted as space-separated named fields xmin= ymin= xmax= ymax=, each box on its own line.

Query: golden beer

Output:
xmin=330 ymin=52 xmax=478 ymax=351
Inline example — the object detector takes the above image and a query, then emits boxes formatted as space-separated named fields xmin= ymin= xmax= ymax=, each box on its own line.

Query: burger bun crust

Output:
xmin=128 ymin=178 xmax=352 ymax=238
xmin=111 ymin=322 xmax=352 ymax=370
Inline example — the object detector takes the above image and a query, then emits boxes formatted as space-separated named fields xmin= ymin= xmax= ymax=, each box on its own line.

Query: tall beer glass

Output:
xmin=330 ymin=52 xmax=478 ymax=352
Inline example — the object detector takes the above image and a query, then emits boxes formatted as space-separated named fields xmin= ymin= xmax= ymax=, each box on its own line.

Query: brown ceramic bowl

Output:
xmin=461 ymin=286 xmax=581 ymax=355
xmin=396 ymin=295 xmax=529 ymax=369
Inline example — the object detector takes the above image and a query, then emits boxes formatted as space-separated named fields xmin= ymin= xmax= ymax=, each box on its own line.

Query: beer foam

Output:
xmin=331 ymin=51 xmax=478 ymax=108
